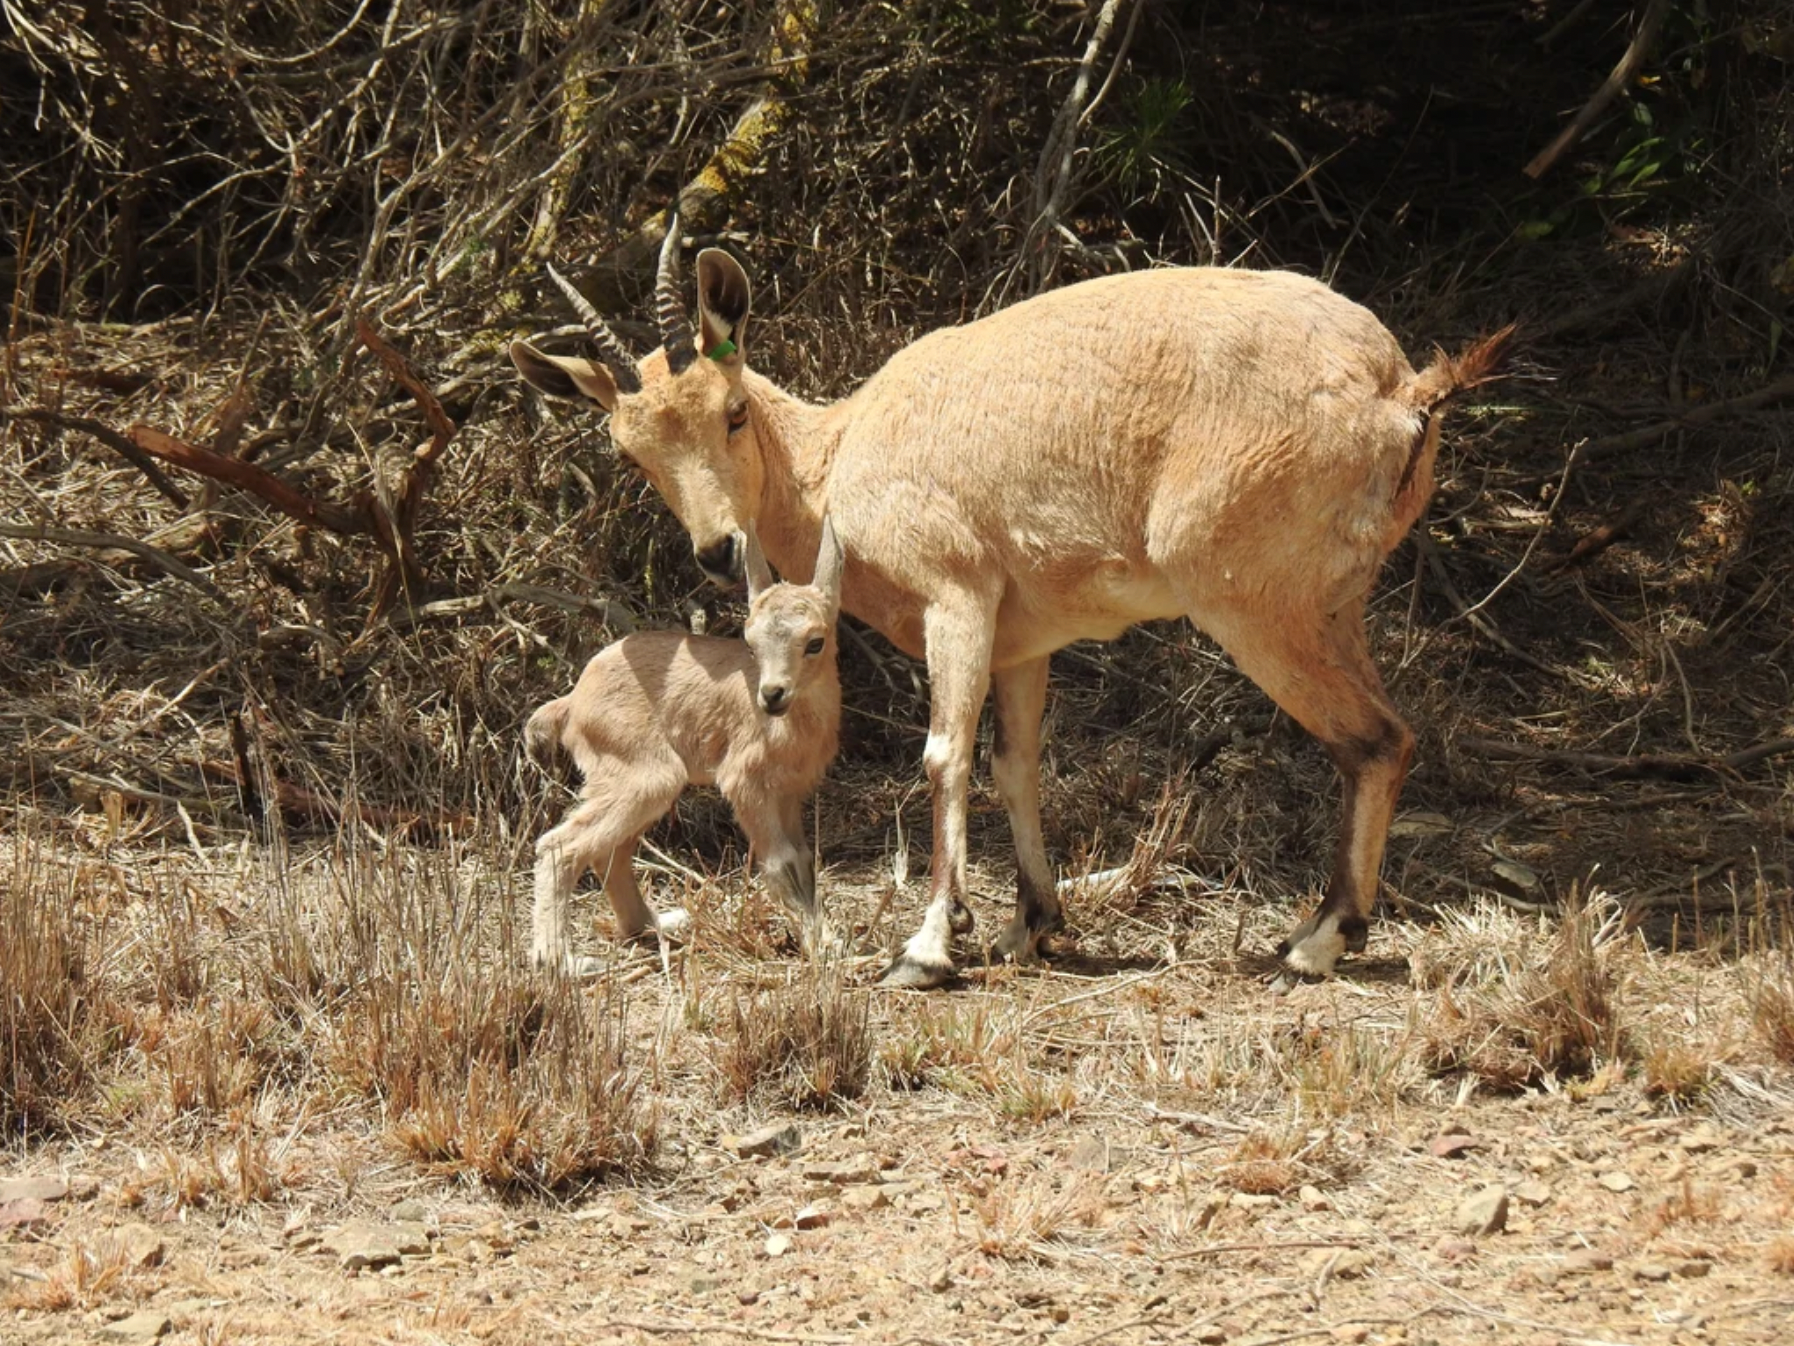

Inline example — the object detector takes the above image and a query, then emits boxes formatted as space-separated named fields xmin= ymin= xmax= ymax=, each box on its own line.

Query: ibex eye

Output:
xmin=804 ymin=637 xmax=825 ymax=657
xmin=727 ymin=405 xmax=749 ymax=434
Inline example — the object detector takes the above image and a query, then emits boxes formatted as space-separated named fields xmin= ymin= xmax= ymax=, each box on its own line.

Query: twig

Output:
xmin=0 ymin=407 xmax=188 ymax=507
xmin=1164 ymin=1238 xmax=1365 ymax=1262
xmin=0 ymin=521 xmax=226 ymax=603
xmin=1524 ymin=0 xmax=1672 ymax=179
xmin=1459 ymin=735 xmax=1794 ymax=780
xmin=1575 ymin=369 xmax=1794 ymax=460
xmin=1415 ymin=530 xmax=1567 ymax=679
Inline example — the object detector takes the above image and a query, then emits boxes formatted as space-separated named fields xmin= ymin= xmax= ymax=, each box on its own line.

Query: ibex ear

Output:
xmin=812 ymin=515 xmax=845 ymax=620
xmin=743 ymin=522 xmax=774 ymax=604
xmin=509 ymin=340 xmax=621 ymax=411
xmin=695 ymin=249 xmax=751 ymax=363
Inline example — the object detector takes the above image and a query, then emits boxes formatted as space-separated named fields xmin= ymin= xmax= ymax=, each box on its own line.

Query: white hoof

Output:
xmin=654 ymin=908 xmax=692 ymax=941
xmin=1279 ymin=912 xmax=1347 ymax=977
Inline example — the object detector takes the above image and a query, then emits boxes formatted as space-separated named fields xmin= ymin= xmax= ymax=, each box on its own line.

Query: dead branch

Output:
xmin=128 ymin=423 xmax=372 ymax=536
xmin=1415 ymin=530 xmax=1567 ymax=680
xmin=0 ymin=407 xmax=189 ymax=507
xmin=1460 ymin=735 xmax=1794 ymax=780
xmin=1524 ymin=0 xmax=1672 ymax=179
xmin=0 ymin=521 xmax=227 ymax=604
xmin=1575 ymin=370 xmax=1794 ymax=460
xmin=197 ymin=759 xmax=474 ymax=841
xmin=351 ymin=317 xmax=459 ymax=623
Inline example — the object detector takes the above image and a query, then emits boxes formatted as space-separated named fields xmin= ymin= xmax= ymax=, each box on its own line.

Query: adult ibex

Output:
xmin=512 ymin=223 xmax=1510 ymax=988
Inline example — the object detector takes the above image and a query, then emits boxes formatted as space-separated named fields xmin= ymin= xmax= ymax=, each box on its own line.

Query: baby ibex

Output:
xmin=526 ymin=520 xmax=845 ymax=974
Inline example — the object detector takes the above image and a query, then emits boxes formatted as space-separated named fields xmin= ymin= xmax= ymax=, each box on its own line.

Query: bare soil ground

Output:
xmin=5 ymin=831 xmax=1793 ymax=1346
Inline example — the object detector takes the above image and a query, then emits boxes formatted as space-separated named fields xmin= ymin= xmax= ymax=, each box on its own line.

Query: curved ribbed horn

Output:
xmin=656 ymin=212 xmax=698 ymax=375
xmin=545 ymin=264 xmax=642 ymax=396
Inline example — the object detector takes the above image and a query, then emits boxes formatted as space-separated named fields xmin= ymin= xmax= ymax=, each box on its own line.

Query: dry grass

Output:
xmin=2 ymin=1234 xmax=150 ymax=1312
xmin=973 ymin=1171 xmax=1107 ymax=1263
xmin=1 ymin=838 xmax=102 ymax=1135
xmin=1417 ymin=894 xmax=1625 ymax=1092
xmin=722 ymin=964 xmax=871 ymax=1111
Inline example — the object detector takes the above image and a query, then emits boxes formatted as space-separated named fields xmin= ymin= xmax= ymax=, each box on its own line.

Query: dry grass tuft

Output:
xmin=722 ymin=965 xmax=870 ymax=1110
xmin=1 ymin=839 xmax=105 ymax=1135
xmin=974 ymin=1171 xmax=1106 ymax=1262
xmin=1748 ymin=941 xmax=1794 ymax=1066
xmin=1639 ymin=1034 xmax=1714 ymax=1105
xmin=331 ymin=970 xmax=656 ymax=1190
xmin=878 ymin=1002 xmax=1001 ymax=1090
xmin=1219 ymin=1129 xmax=1303 ymax=1195
xmin=2 ymin=1234 xmax=149 ymax=1312
xmin=1768 ymin=1234 xmax=1794 ymax=1275
xmin=1418 ymin=895 xmax=1624 ymax=1091
xmin=1639 ymin=1176 xmax=1721 ymax=1238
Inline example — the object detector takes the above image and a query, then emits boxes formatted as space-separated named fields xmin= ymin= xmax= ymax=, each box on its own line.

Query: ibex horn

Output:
xmin=545 ymin=264 xmax=642 ymax=396
xmin=656 ymin=212 xmax=698 ymax=376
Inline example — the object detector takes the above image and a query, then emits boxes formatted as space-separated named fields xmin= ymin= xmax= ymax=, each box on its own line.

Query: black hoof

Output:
xmin=948 ymin=901 xmax=976 ymax=937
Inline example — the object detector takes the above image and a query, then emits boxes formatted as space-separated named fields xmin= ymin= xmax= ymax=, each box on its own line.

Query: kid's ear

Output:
xmin=812 ymin=515 xmax=845 ymax=619
xmin=695 ymin=248 xmax=752 ymax=363
xmin=509 ymin=340 xmax=621 ymax=411
xmin=743 ymin=521 xmax=774 ymax=603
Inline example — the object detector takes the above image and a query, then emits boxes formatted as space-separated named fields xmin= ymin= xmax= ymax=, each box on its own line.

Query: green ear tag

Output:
xmin=708 ymin=338 xmax=738 ymax=361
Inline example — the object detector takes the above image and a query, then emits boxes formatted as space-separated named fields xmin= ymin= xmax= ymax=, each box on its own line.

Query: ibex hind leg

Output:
xmin=533 ymin=778 xmax=682 ymax=975
xmin=1204 ymin=599 xmax=1412 ymax=979
xmin=987 ymin=657 xmax=1064 ymax=965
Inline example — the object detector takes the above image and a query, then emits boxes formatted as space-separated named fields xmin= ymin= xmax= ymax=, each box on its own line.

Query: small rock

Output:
xmin=690 ymin=1274 xmax=719 ymax=1294
xmin=0 ymin=1176 xmax=70 ymax=1203
xmin=801 ymin=1156 xmax=879 ymax=1185
xmin=108 ymin=1222 xmax=167 ymax=1270
xmin=1675 ymin=1259 xmax=1712 ymax=1279
xmin=1299 ymin=1184 xmax=1331 ymax=1211
xmin=390 ymin=1199 xmax=430 ymax=1223
xmin=320 ymin=1220 xmax=425 ymax=1271
xmin=765 ymin=1233 xmax=793 ymax=1258
xmin=1434 ymin=1237 xmax=1477 ymax=1262
xmin=1597 ymin=1171 xmax=1635 ymax=1193
xmin=1192 ymin=1327 xmax=1226 ymax=1344
xmin=1633 ymin=1263 xmax=1672 ymax=1282
xmin=928 ymin=1264 xmax=952 ymax=1292
xmin=1300 ymin=1247 xmax=1374 ymax=1279
xmin=0 ymin=1198 xmax=50 ymax=1231
xmin=1456 ymin=1184 xmax=1510 ymax=1237
xmin=1732 ymin=1158 xmax=1759 ymax=1180
xmin=841 ymin=1185 xmax=890 ymax=1213
xmin=738 ymin=1289 xmax=760 ymax=1306
xmin=1229 ymin=1193 xmax=1276 ymax=1210
xmin=1678 ymin=1125 xmax=1721 ymax=1154
xmin=793 ymin=1203 xmax=831 ymax=1230
xmin=1332 ymin=1327 xmax=1371 ymax=1344
xmin=1051 ymin=1305 xmax=1070 ymax=1324
xmin=1429 ymin=1133 xmax=1481 ymax=1159
xmin=96 ymin=1311 xmax=172 ymax=1342
xmin=727 ymin=1122 xmax=803 ymax=1160
xmin=1067 ymin=1137 xmax=1108 ymax=1172
xmin=1512 ymin=1180 xmax=1552 ymax=1207
xmin=1562 ymin=1250 xmax=1613 ymax=1275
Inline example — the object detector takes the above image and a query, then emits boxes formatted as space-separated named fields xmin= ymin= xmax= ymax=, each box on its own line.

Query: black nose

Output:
xmin=760 ymin=686 xmax=790 ymax=715
xmin=695 ymin=535 xmax=742 ymax=585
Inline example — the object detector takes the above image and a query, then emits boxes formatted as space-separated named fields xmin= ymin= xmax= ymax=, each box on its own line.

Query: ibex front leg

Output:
xmin=880 ymin=597 xmax=994 ymax=989
xmin=739 ymin=795 xmax=833 ymax=955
